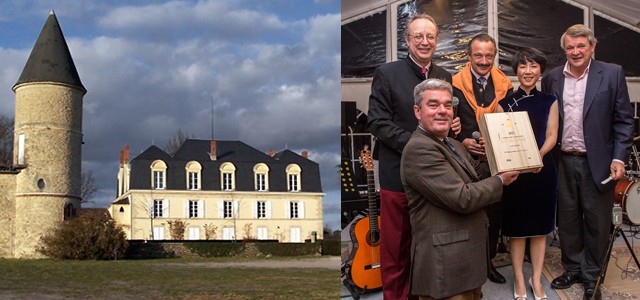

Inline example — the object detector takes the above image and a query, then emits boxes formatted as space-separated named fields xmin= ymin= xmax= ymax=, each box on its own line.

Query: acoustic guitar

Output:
xmin=347 ymin=146 xmax=382 ymax=292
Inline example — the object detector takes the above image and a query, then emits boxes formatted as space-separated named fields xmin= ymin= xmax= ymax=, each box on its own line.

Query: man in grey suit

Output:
xmin=542 ymin=24 xmax=634 ymax=300
xmin=401 ymin=78 xmax=519 ymax=299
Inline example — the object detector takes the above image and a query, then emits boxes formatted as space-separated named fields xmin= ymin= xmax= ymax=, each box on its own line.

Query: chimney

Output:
xmin=266 ymin=148 xmax=275 ymax=157
xmin=209 ymin=140 xmax=217 ymax=161
xmin=119 ymin=145 xmax=130 ymax=164
xmin=301 ymin=150 xmax=308 ymax=158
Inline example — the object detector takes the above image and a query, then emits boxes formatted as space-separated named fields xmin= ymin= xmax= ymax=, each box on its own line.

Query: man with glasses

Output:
xmin=452 ymin=33 xmax=513 ymax=285
xmin=367 ymin=13 xmax=457 ymax=300
xmin=542 ymin=24 xmax=633 ymax=300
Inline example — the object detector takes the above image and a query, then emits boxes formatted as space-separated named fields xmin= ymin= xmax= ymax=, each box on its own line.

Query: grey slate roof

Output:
xmin=128 ymin=139 xmax=322 ymax=193
xmin=14 ymin=11 xmax=85 ymax=92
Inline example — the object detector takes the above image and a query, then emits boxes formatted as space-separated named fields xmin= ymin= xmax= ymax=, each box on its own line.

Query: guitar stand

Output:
xmin=593 ymin=224 xmax=640 ymax=299
xmin=341 ymin=263 xmax=364 ymax=300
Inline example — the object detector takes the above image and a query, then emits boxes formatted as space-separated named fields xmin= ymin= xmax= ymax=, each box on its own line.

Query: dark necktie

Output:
xmin=444 ymin=138 xmax=462 ymax=160
xmin=478 ymin=76 xmax=487 ymax=88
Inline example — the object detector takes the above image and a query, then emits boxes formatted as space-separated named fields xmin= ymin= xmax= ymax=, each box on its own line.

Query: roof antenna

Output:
xmin=210 ymin=95 xmax=215 ymax=140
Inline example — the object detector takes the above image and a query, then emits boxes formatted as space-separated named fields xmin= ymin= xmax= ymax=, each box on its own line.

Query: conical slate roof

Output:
xmin=13 ymin=11 xmax=85 ymax=93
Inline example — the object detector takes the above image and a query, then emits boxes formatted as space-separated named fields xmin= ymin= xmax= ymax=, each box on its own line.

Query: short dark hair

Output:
xmin=510 ymin=47 xmax=547 ymax=74
xmin=467 ymin=34 xmax=497 ymax=55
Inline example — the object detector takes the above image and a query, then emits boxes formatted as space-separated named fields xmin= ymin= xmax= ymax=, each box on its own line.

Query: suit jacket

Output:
xmin=400 ymin=127 xmax=503 ymax=298
xmin=367 ymin=57 xmax=452 ymax=191
xmin=542 ymin=59 xmax=633 ymax=192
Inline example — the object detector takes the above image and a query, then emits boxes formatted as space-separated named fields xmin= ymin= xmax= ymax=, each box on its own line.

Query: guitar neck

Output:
xmin=367 ymin=169 xmax=378 ymax=230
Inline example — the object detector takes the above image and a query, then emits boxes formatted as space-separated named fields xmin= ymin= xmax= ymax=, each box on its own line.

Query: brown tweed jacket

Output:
xmin=401 ymin=127 xmax=503 ymax=298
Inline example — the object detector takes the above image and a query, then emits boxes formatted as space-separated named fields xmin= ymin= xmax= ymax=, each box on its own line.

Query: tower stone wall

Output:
xmin=12 ymin=83 xmax=83 ymax=258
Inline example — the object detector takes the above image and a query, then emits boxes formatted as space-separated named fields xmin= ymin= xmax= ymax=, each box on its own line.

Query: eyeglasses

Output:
xmin=408 ymin=34 xmax=436 ymax=44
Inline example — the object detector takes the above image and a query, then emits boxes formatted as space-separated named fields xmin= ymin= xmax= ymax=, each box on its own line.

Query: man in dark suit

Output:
xmin=401 ymin=78 xmax=519 ymax=299
xmin=367 ymin=14 xmax=458 ymax=300
xmin=542 ymin=24 xmax=634 ymax=300
xmin=452 ymin=33 xmax=514 ymax=284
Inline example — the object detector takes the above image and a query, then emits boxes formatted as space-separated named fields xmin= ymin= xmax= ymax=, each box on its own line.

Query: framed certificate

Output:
xmin=479 ymin=111 xmax=543 ymax=176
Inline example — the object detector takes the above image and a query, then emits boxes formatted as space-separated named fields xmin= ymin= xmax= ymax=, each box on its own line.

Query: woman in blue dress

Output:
xmin=497 ymin=48 xmax=559 ymax=300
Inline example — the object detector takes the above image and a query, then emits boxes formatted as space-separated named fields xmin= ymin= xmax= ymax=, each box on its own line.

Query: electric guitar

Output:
xmin=347 ymin=146 xmax=382 ymax=292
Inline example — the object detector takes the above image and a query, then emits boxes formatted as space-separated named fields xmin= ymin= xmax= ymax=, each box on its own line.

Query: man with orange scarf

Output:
xmin=452 ymin=33 xmax=513 ymax=284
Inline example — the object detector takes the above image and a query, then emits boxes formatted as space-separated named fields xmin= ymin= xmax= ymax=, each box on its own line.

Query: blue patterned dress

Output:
xmin=499 ymin=87 xmax=558 ymax=237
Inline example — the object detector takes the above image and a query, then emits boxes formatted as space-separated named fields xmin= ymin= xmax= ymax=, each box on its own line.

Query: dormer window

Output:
xmin=185 ymin=161 xmax=202 ymax=190
xmin=286 ymin=164 xmax=301 ymax=192
xmin=220 ymin=162 xmax=236 ymax=191
xmin=150 ymin=160 xmax=167 ymax=190
xmin=253 ymin=163 xmax=269 ymax=192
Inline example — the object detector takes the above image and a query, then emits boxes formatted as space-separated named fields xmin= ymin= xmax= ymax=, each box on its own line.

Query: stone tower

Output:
xmin=11 ymin=11 xmax=86 ymax=258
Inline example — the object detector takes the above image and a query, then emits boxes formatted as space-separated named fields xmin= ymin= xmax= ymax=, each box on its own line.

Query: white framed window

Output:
xmin=188 ymin=171 xmax=199 ymax=190
xmin=222 ymin=227 xmax=235 ymax=240
xmin=256 ymin=173 xmax=266 ymax=191
xmin=220 ymin=200 xmax=238 ymax=219
xmin=153 ymin=171 xmax=164 ymax=189
xmin=153 ymin=199 xmax=168 ymax=218
xmin=17 ymin=134 xmax=25 ymax=165
xmin=223 ymin=172 xmax=233 ymax=190
xmin=286 ymin=164 xmax=301 ymax=192
xmin=220 ymin=162 xmax=236 ymax=191
xmin=287 ymin=201 xmax=305 ymax=219
xmin=255 ymin=201 xmax=271 ymax=219
xmin=253 ymin=163 xmax=269 ymax=191
xmin=185 ymin=161 xmax=202 ymax=190
xmin=290 ymin=227 xmax=301 ymax=243
xmin=186 ymin=200 xmax=203 ymax=218
xmin=150 ymin=160 xmax=167 ymax=189
xmin=288 ymin=174 xmax=299 ymax=192
xmin=257 ymin=227 xmax=268 ymax=240
xmin=153 ymin=226 xmax=165 ymax=240
xmin=188 ymin=227 xmax=200 ymax=240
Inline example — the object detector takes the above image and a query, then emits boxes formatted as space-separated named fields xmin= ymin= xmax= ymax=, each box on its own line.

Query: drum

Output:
xmin=614 ymin=177 xmax=640 ymax=225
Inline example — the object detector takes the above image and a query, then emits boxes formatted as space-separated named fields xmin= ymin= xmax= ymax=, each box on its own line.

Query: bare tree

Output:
xmin=0 ymin=115 xmax=14 ymax=167
xmin=80 ymin=171 xmax=98 ymax=202
xmin=136 ymin=197 xmax=157 ymax=240
xmin=164 ymin=129 xmax=193 ymax=156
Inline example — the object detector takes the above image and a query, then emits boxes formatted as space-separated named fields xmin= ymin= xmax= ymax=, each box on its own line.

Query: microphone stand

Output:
xmin=592 ymin=205 xmax=640 ymax=299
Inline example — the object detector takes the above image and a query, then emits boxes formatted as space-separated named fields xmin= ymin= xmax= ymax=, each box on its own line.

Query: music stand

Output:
xmin=593 ymin=205 xmax=640 ymax=300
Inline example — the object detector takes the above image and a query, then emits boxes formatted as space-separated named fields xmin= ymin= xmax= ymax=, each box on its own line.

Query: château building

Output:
xmin=109 ymin=139 xmax=324 ymax=242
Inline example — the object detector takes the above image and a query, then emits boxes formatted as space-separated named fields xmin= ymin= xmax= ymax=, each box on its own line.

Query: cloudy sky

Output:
xmin=0 ymin=0 xmax=341 ymax=230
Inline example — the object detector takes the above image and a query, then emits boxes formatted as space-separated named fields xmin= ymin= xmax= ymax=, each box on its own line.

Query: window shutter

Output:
xmin=285 ymin=201 xmax=291 ymax=219
xmin=184 ymin=201 xmax=190 ymax=218
xmin=252 ymin=201 xmax=257 ymax=219
xmin=266 ymin=201 xmax=272 ymax=219
xmin=198 ymin=200 xmax=204 ymax=218
xmin=233 ymin=201 xmax=239 ymax=218
xmin=218 ymin=201 xmax=224 ymax=218
xmin=163 ymin=199 xmax=169 ymax=217
xmin=299 ymin=202 xmax=305 ymax=219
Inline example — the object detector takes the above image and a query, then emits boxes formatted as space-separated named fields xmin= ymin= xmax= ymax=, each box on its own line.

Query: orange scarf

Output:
xmin=452 ymin=62 xmax=513 ymax=123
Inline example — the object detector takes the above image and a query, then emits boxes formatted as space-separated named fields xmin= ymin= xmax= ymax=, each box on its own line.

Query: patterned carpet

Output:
xmin=542 ymin=246 xmax=640 ymax=299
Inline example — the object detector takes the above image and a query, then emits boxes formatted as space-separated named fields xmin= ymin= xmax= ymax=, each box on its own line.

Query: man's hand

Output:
xmin=610 ymin=160 xmax=625 ymax=180
xmin=498 ymin=171 xmax=519 ymax=186
xmin=463 ymin=138 xmax=485 ymax=158
xmin=451 ymin=117 xmax=461 ymax=135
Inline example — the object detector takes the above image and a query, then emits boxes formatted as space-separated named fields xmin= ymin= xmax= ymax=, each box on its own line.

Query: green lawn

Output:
xmin=0 ymin=257 xmax=339 ymax=299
